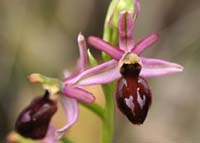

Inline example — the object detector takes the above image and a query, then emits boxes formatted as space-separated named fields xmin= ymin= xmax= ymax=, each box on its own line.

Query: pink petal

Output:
xmin=63 ymin=86 xmax=95 ymax=103
xmin=140 ymin=57 xmax=184 ymax=77
xmin=64 ymin=68 xmax=82 ymax=82
xmin=41 ymin=126 xmax=58 ymax=143
xmin=88 ymin=36 xmax=124 ymax=60
xmin=56 ymin=96 xmax=79 ymax=138
xmin=64 ymin=34 xmax=88 ymax=81
xmin=76 ymin=62 xmax=121 ymax=86
xmin=119 ymin=11 xmax=135 ymax=51
xmin=66 ymin=60 xmax=118 ymax=85
xmin=66 ymin=60 xmax=120 ymax=86
xmin=133 ymin=0 xmax=141 ymax=17
xmin=132 ymin=33 xmax=158 ymax=55
xmin=64 ymin=69 xmax=71 ymax=78
xmin=77 ymin=33 xmax=88 ymax=72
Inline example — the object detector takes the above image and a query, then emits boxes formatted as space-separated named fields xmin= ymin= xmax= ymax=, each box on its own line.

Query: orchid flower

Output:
xmin=38 ymin=33 xmax=96 ymax=139
xmin=11 ymin=33 xmax=97 ymax=143
xmin=88 ymin=10 xmax=183 ymax=78
xmin=67 ymin=10 xmax=183 ymax=87
xmin=63 ymin=5 xmax=183 ymax=126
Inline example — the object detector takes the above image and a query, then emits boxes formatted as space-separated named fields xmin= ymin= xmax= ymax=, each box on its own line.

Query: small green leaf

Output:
xmin=102 ymin=52 xmax=111 ymax=62
xmin=88 ymin=49 xmax=98 ymax=67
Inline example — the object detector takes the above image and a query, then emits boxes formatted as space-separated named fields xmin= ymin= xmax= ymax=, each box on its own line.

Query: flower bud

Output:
xmin=103 ymin=0 xmax=136 ymax=47
xmin=110 ymin=0 xmax=134 ymax=28
xmin=15 ymin=91 xmax=57 ymax=139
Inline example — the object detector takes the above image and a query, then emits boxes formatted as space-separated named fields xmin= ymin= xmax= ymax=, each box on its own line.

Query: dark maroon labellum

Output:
xmin=15 ymin=91 xmax=57 ymax=139
xmin=116 ymin=63 xmax=152 ymax=124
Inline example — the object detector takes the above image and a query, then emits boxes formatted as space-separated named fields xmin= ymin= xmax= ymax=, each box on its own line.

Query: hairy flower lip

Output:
xmin=14 ymin=91 xmax=58 ymax=140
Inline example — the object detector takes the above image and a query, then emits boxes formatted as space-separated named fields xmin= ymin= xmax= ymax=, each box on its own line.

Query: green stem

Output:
xmin=101 ymin=1 xmax=119 ymax=141
xmin=101 ymin=83 xmax=115 ymax=143
xmin=101 ymin=0 xmax=118 ymax=141
xmin=80 ymin=102 xmax=104 ymax=120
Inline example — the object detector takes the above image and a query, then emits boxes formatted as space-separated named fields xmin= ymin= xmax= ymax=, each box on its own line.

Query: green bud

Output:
xmin=102 ymin=0 xmax=136 ymax=61
xmin=103 ymin=0 xmax=135 ymax=41
xmin=111 ymin=0 xmax=135 ymax=29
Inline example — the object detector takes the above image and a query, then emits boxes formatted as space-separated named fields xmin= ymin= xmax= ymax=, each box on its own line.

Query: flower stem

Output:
xmin=101 ymin=0 xmax=118 ymax=140
xmin=101 ymin=0 xmax=118 ymax=141
xmin=101 ymin=83 xmax=115 ymax=143
xmin=80 ymin=102 xmax=104 ymax=120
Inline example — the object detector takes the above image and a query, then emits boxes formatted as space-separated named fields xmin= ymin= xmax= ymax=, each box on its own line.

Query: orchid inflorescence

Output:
xmin=7 ymin=0 xmax=183 ymax=142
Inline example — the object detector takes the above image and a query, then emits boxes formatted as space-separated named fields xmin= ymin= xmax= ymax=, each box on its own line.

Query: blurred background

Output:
xmin=0 ymin=0 xmax=200 ymax=142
